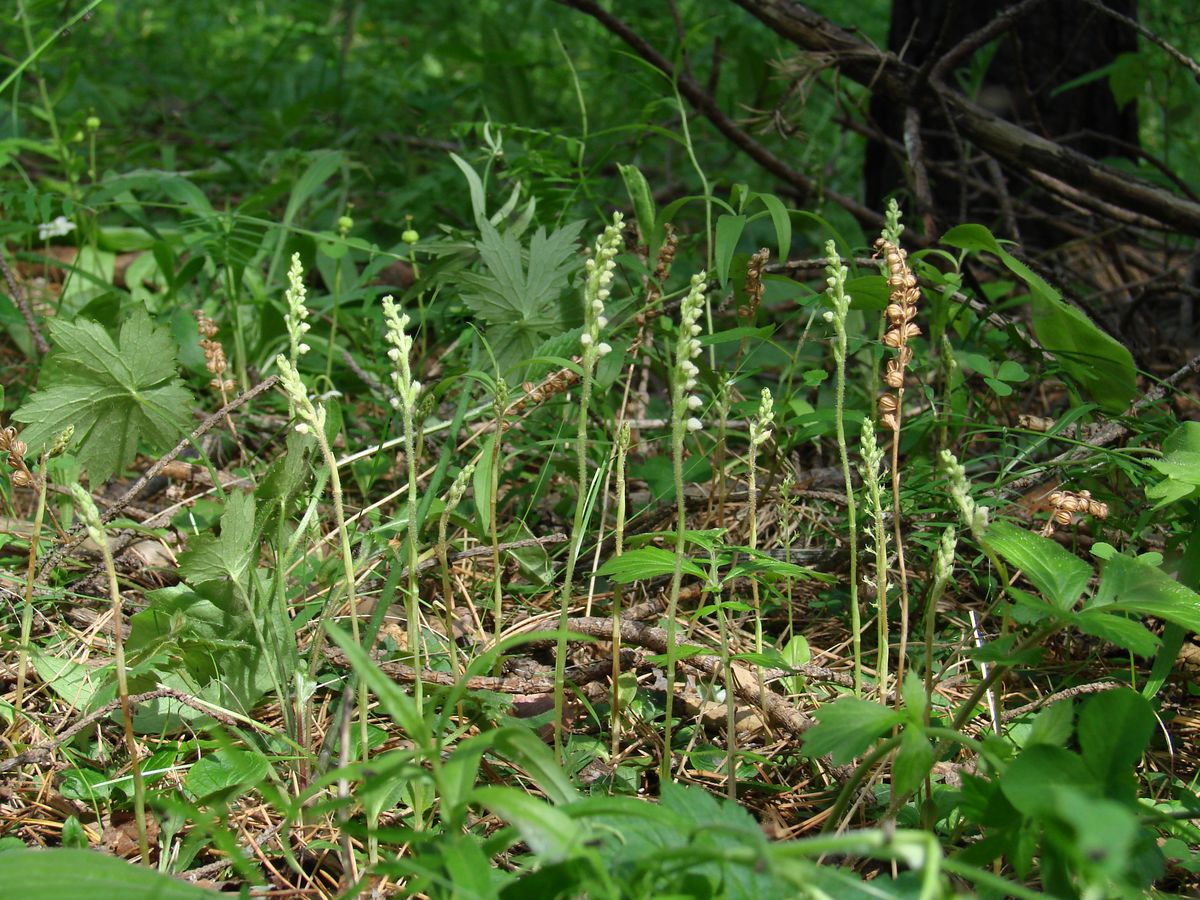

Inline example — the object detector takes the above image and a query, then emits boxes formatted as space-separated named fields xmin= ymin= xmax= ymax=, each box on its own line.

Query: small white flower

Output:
xmin=294 ymin=422 xmax=310 ymax=434
xmin=388 ymin=348 xmax=400 ymax=361
xmin=37 ymin=216 xmax=76 ymax=240
xmin=598 ymin=342 xmax=612 ymax=356
xmin=581 ymin=332 xmax=593 ymax=347
xmin=686 ymin=417 xmax=703 ymax=432
xmin=822 ymin=310 xmax=834 ymax=323
xmin=298 ymin=343 xmax=311 ymax=355
xmin=409 ymin=380 xmax=421 ymax=395
xmin=690 ymin=324 xmax=702 ymax=336
xmin=687 ymin=395 xmax=702 ymax=410
xmin=597 ymin=316 xmax=608 ymax=329
xmin=390 ymin=397 xmax=402 ymax=410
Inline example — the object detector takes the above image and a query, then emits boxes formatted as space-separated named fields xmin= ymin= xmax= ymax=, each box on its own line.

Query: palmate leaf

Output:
xmin=14 ymin=308 xmax=193 ymax=484
xmin=459 ymin=219 xmax=585 ymax=373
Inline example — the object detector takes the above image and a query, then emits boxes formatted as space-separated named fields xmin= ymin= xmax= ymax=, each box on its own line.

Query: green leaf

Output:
xmin=61 ymin=816 xmax=88 ymax=849
xmin=13 ymin=309 xmax=193 ymax=484
xmin=458 ymin=220 xmax=585 ymax=374
xmin=983 ymin=520 xmax=1091 ymax=611
xmin=1000 ymin=744 xmax=1094 ymax=817
xmin=892 ymin=725 xmax=933 ymax=797
xmin=0 ymin=849 xmax=218 ymax=899
xmin=781 ymin=634 xmax=810 ymax=693
xmin=177 ymin=491 xmax=256 ymax=588
xmin=941 ymin=224 xmax=1135 ymax=412
xmin=714 ymin=214 xmax=747 ymax=289
xmin=619 ymin=163 xmax=660 ymax=257
xmin=1074 ymin=609 xmax=1160 ymax=657
xmin=471 ymin=787 xmax=582 ymax=864
xmin=752 ymin=192 xmax=791 ymax=263
xmin=1095 ymin=553 xmax=1200 ymax=633
xmin=1026 ymin=699 xmax=1074 ymax=747
xmin=595 ymin=547 xmax=706 ymax=583
xmin=803 ymin=698 xmax=904 ymax=765
xmin=1077 ymin=689 xmax=1155 ymax=789
xmin=186 ymin=748 xmax=269 ymax=801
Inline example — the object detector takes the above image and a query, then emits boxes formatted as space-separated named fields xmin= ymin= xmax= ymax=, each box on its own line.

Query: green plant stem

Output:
xmin=311 ymin=428 xmax=370 ymax=758
xmin=716 ymin=596 xmax=737 ymax=800
xmin=400 ymin=396 xmax=424 ymax=716
xmin=831 ymin=330 xmax=862 ymax=696
xmin=890 ymin=400 xmax=912 ymax=706
xmin=610 ymin=427 xmax=629 ymax=760
xmin=862 ymin=455 xmax=889 ymax=703
xmin=12 ymin=455 xmax=48 ymax=730
xmin=225 ymin=264 xmax=250 ymax=392
xmin=490 ymin=406 xmax=504 ymax=652
xmin=438 ymin=512 xmax=459 ymax=684
xmin=662 ymin=410 xmax=688 ymax=784
xmin=324 ymin=260 xmax=343 ymax=387
xmin=747 ymin=437 xmax=766 ymax=707
xmin=96 ymin=530 xmax=150 ymax=865
xmin=553 ymin=363 xmax=596 ymax=762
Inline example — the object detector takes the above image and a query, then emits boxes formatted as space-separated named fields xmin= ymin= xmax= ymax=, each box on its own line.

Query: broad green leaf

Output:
xmin=31 ymin=647 xmax=105 ymax=711
xmin=1094 ymin=553 xmax=1200 ymax=633
xmin=1026 ymin=699 xmax=1074 ymax=747
xmin=1077 ymin=689 xmax=1155 ymax=789
xmin=781 ymin=634 xmax=810 ymax=693
xmin=983 ymin=520 xmax=1091 ymax=611
xmin=177 ymin=490 xmax=256 ymax=588
xmin=596 ymin=547 xmax=706 ymax=583
xmin=13 ymin=309 xmax=193 ymax=484
xmin=1000 ymin=744 xmax=1094 ymax=817
xmin=458 ymin=220 xmax=585 ymax=373
xmin=471 ymin=787 xmax=582 ymax=864
xmin=941 ymin=224 xmax=1135 ymax=411
xmin=1074 ymin=609 xmax=1160 ymax=657
xmin=714 ymin=214 xmax=746 ymax=289
xmin=803 ymin=698 xmax=904 ymax=765
xmin=0 ymin=849 xmax=217 ymax=899
xmin=186 ymin=748 xmax=269 ymax=800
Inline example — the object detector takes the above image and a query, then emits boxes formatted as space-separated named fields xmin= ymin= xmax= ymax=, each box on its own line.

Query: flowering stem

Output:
xmin=825 ymin=244 xmax=863 ymax=697
xmin=12 ymin=455 xmax=48 ymax=729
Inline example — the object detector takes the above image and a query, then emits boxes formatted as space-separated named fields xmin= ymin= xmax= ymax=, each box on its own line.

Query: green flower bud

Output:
xmin=86 ymin=116 xmax=101 ymax=132
xmin=401 ymin=228 xmax=419 ymax=245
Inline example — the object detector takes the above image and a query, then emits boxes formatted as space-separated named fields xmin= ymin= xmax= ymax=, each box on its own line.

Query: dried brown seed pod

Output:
xmin=878 ymin=393 xmax=899 ymax=413
xmin=10 ymin=469 xmax=32 ymax=488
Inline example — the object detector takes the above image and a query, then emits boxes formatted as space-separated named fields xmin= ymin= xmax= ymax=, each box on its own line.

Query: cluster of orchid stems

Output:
xmin=274 ymin=258 xmax=370 ymax=777
xmin=662 ymin=270 xmax=708 ymax=782
xmin=553 ymin=211 xmax=622 ymax=761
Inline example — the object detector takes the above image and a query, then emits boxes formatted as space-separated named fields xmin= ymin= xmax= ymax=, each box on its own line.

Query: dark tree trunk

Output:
xmin=865 ymin=0 xmax=1141 ymax=242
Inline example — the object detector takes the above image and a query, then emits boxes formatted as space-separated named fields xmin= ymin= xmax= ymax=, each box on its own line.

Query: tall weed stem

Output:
xmin=553 ymin=213 xmax=621 ymax=761
xmin=663 ymin=272 xmax=708 ymax=782
xmin=70 ymin=485 xmax=150 ymax=865
xmin=823 ymin=243 xmax=863 ymax=695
